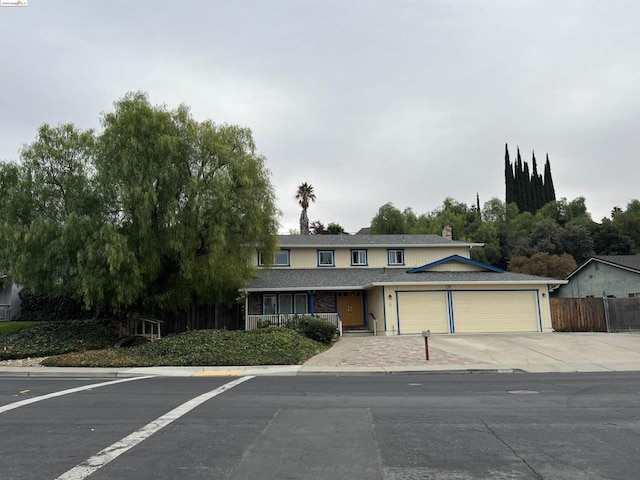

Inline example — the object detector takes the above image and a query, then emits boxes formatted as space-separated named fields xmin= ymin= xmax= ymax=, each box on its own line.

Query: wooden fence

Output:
xmin=551 ymin=298 xmax=607 ymax=332
xmin=551 ymin=297 xmax=640 ymax=332
xmin=160 ymin=304 xmax=243 ymax=335
xmin=607 ymin=297 xmax=640 ymax=332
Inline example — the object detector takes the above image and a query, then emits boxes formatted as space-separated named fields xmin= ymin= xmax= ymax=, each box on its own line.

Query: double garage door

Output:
xmin=397 ymin=290 xmax=540 ymax=334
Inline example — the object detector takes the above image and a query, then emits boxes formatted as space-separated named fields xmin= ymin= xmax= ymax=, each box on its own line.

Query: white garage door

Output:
xmin=452 ymin=291 xmax=539 ymax=333
xmin=397 ymin=292 xmax=450 ymax=334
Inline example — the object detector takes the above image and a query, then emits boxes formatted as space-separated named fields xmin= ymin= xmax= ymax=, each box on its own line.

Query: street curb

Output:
xmin=0 ymin=367 xmax=525 ymax=377
xmin=297 ymin=368 xmax=523 ymax=376
xmin=0 ymin=370 xmax=147 ymax=378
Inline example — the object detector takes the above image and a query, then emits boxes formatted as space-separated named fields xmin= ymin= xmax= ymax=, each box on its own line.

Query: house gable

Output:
xmin=407 ymin=255 xmax=504 ymax=274
xmin=556 ymin=255 xmax=640 ymax=298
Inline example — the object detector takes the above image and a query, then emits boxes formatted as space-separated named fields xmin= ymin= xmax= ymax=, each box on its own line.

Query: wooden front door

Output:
xmin=337 ymin=291 xmax=364 ymax=327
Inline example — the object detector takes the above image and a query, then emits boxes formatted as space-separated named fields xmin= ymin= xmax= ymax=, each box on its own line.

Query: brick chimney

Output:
xmin=442 ymin=225 xmax=452 ymax=240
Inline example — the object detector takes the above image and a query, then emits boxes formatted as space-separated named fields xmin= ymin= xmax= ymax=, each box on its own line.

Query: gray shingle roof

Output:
xmin=594 ymin=255 xmax=640 ymax=273
xmin=277 ymin=234 xmax=481 ymax=248
xmin=242 ymin=268 xmax=562 ymax=291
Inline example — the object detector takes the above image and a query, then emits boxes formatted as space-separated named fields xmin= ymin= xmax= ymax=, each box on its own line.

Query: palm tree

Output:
xmin=295 ymin=182 xmax=316 ymax=235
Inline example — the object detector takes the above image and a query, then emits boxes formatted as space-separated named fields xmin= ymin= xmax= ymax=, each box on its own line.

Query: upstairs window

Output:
xmin=387 ymin=249 xmax=405 ymax=266
xmin=258 ymin=250 xmax=290 ymax=266
xmin=351 ymin=249 xmax=368 ymax=266
xmin=317 ymin=250 xmax=335 ymax=267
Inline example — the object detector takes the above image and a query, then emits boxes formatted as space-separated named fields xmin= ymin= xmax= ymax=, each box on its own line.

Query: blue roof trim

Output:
xmin=407 ymin=254 xmax=504 ymax=274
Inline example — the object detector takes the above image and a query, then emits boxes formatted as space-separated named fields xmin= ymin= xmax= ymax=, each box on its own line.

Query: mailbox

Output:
xmin=422 ymin=330 xmax=431 ymax=360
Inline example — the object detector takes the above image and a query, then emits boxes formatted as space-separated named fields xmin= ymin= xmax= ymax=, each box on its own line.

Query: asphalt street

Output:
xmin=1 ymin=372 xmax=639 ymax=480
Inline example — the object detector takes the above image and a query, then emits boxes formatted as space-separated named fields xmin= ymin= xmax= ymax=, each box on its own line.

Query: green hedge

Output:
xmin=0 ymin=319 xmax=118 ymax=360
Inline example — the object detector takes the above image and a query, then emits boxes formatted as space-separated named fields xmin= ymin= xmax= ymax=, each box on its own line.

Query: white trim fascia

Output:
xmin=240 ymin=286 xmax=366 ymax=293
xmin=278 ymin=243 xmax=484 ymax=249
xmin=240 ymin=279 xmax=567 ymax=292
xmin=589 ymin=258 xmax=640 ymax=275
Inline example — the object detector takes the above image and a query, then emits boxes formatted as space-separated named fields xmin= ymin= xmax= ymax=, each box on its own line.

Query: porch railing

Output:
xmin=246 ymin=313 xmax=342 ymax=335
xmin=119 ymin=317 xmax=162 ymax=341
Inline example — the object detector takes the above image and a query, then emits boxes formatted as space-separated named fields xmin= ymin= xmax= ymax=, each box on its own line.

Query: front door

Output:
xmin=337 ymin=291 xmax=364 ymax=327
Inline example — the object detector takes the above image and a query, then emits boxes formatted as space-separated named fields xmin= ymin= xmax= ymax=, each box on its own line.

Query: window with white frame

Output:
xmin=262 ymin=294 xmax=277 ymax=315
xmin=351 ymin=249 xmax=368 ymax=266
xmin=387 ymin=249 xmax=405 ymax=265
xmin=262 ymin=293 xmax=306 ymax=315
xmin=279 ymin=294 xmax=293 ymax=314
xmin=294 ymin=293 xmax=307 ymax=314
xmin=258 ymin=250 xmax=290 ymax=266
xmin=317 ymin=250 xmax=335 ymax=267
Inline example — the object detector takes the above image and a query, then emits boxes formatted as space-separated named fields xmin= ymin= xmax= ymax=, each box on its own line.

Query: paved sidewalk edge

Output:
xmin=2 ymin=362 xmax=640 ymax=377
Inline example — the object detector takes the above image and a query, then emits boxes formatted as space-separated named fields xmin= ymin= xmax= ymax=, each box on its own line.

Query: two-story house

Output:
xmin=240 ymin=234 xmax=564 ymax=335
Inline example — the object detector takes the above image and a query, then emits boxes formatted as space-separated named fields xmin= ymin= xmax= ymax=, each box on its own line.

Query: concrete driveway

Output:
xmin=302 ymin=332 xmax=640 ymax=373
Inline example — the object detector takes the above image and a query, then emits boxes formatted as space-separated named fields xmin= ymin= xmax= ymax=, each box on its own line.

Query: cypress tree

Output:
xmin=544 ymin=154 xmax=556 ymax=203
xmin=523 ymin=160 xmax=532 ymax=212
xmin=503 ymin=145 xmax=557 ymax=214
xmin=516 ymin=147 xmax=526 ymax=212
xmin=504 ymin=144 xmax=514 ymax=204
xmin=531 ymin=151 xmax=541 ymax=210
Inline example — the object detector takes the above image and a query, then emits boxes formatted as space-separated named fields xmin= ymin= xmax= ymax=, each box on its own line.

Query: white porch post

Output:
xmin=244 ymin=293 xmax=249 ymax=330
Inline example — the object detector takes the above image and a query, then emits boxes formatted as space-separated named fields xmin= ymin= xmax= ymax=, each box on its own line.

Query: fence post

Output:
xmin=603 ymin=296 xmax=611 ymax=333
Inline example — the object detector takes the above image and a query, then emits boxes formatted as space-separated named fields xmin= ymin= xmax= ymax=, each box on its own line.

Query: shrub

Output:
xmin=42 ymin=328 xmax=327 ymax=367
xmin=0 ymin=319 xmax=118 ymax=360
xmin=18 ymin=292 xmax=95 ymax=322
xmin=296 ymin=316 xmax=336 ymax=344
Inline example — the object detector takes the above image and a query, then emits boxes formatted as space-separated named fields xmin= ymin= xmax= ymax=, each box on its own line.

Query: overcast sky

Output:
xmin=1 ymin=0 xmax=638 ymax=233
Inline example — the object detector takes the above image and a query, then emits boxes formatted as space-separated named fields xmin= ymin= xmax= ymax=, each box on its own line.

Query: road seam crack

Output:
xmin=480 ymin=418 xmax=544 ymax=480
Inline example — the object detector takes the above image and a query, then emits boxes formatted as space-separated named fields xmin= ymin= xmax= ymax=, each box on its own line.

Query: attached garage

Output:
xmin=397 ymin=291 xmax=450 ymax=334
xmin=451 ymin=290 xmax=540 ymax=333
xmin=396 ymin=289 xmax=542 ymax=334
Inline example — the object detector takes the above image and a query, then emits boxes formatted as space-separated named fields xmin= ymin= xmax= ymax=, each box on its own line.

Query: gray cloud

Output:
xmin=1 ymin=0 xmax=638 ymax=232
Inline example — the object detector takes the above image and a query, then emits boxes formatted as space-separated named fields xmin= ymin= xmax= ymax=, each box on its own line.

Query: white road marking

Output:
xmin=55 ymin=375 xmax=254 ymax=480
xmin=0 ymin=376 xmax=154 ymax=414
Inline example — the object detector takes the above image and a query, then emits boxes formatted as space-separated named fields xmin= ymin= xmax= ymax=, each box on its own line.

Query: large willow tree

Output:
xmin=0 ymin=92 xmax=279 ymax=314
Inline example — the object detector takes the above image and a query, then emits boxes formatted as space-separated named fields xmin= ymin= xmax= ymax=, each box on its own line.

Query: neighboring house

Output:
xmin=0 ymin=276 xmax=22 ymax=321
xmin=240 ymin=234 xmax=563 ymax=334
xmin=554 ymin=255 xmax=640 ymax=299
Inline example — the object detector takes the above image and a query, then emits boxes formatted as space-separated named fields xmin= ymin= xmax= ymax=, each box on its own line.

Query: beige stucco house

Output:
xmin=240 ymin=234 xmax=563 ymax=335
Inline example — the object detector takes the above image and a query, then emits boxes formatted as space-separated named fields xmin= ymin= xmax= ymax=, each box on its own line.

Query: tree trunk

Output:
xmin=300 ymin=209 xmax=309 ymax=235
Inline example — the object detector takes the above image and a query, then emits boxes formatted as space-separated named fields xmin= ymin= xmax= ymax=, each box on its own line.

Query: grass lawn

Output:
xmin=0 ymin=322 xmax=42 ymax=336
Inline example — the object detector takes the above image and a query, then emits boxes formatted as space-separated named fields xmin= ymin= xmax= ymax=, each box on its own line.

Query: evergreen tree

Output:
xmin=504 ymin=145 xmax=557 ymax=214
xmin=504 ymin=144 xmax=514 ymax=204
xmin=543 ymin=154 xmax=556 ymax=203
xmin=516 ymin=147 xmax=526 ymax=211
xmin=523 ymin=160 xmax=532 ymax=213
xmin=531 ymin=152 xmax=541 ymax=211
